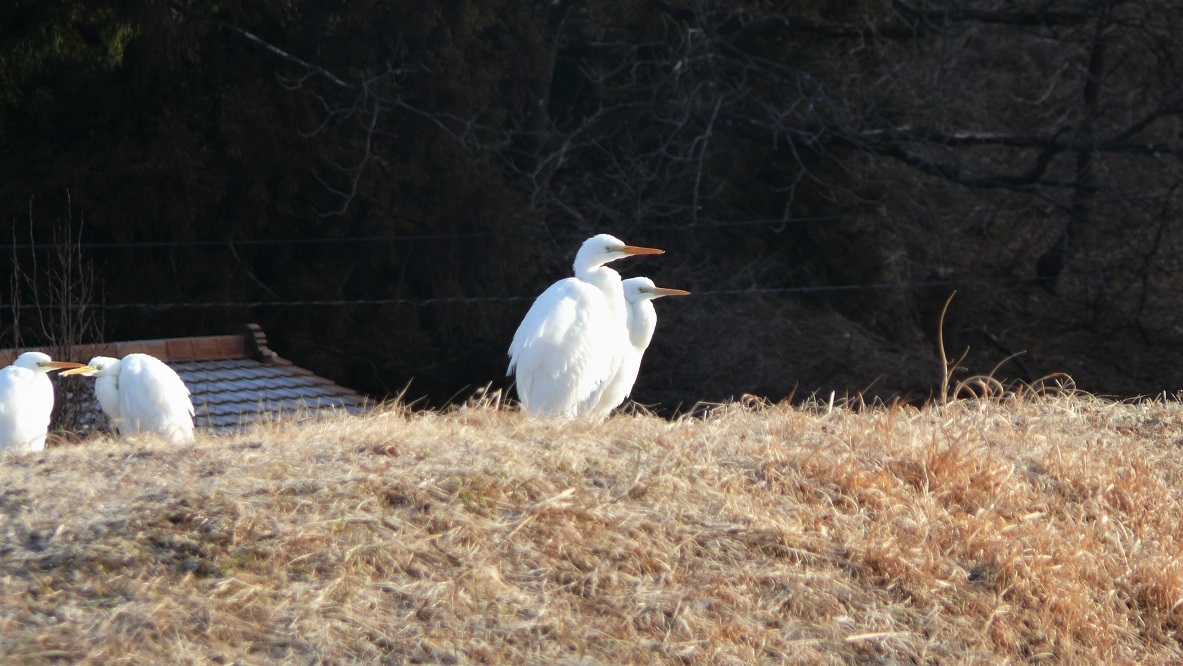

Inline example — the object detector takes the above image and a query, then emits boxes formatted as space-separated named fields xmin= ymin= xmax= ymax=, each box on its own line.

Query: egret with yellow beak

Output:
xmin=0 ymin=352 xmax=86 ymax=452
xmin=62 ymin=354 xmax=195 ymax=444
xmin=590 ymin=277 xmax=690 ymax=419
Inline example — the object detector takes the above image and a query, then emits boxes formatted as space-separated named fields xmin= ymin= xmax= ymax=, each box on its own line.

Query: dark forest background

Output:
xmin=3 ymin=0 xmax=1183 ymax=410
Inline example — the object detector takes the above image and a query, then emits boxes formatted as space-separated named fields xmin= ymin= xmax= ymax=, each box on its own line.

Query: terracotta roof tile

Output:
xmin=84 ymin=343 xmax=122 ymax=360
xmin=118 ymin=339 xmax=169 ymax=359
xmin=165 ymin=338 xmax=195 ymax=361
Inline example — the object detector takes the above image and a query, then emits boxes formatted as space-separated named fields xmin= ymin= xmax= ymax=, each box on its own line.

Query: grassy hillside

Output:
xmin=3 ymin=393 xmax=1183 ymax=663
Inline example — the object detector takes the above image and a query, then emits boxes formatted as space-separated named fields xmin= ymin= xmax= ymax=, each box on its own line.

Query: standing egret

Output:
xmin=0 ymin=352 xmax=85 ymax=453
xmin=508 ymin=234 xmax=664 ymax=418
xmin=590 ymin=277 xmax=690 ymax=419
xmin=61 ymin=354 xmax=195 ymax=443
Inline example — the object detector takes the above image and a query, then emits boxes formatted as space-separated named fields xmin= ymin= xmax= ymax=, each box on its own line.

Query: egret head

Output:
xmin=12 ymin=351 xmax=86 ymax=374
xmin=622 ymin=277 xmax=691 ymax=303
xmin=573 ymin=234 xmax=664 ymax=273
xmin=59 ymin=356 xmax=121 ymax=378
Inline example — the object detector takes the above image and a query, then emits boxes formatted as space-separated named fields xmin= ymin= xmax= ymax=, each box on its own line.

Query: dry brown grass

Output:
xmin=3 ymin=392 xmax=1183 ymax=664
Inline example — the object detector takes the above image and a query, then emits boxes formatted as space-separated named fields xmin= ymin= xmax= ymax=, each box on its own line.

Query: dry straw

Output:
xmin=2 ymin=391 xmax=1183 ymax=663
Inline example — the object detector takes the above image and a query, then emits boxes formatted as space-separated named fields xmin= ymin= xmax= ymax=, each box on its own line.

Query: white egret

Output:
xmin=590 ymin=277 xmax=690 ymax=419
xmin=61 ymin=354 xmax=195 ymax=443
xmin=0 ymin=352 xmax=85 ymax=453
xmin=508 ymin=234 xmax=664 ymax=418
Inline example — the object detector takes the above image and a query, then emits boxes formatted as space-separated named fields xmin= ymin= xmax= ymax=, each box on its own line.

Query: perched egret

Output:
xmin=61 ymin=354 xmax=195 ymax=443
xmin=590 ymin=277 xmax=690 ymax=419
xmin=0 ymin=352 xmax=86 ymax=453
xmin=508 ymin=234 xmax=664 ymax=418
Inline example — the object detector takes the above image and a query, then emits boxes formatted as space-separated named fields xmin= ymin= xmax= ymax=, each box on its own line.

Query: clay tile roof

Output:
xmin=1 ymin=324 xmax=367 ymax=432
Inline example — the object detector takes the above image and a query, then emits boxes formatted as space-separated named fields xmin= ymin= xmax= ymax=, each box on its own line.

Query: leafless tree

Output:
xmin=6 ymin=194 xmax=105 ymax=440
xmin=192 ymin=0 xmax=1183 ymax=395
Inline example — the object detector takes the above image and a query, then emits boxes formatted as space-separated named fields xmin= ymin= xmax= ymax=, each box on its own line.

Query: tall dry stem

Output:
xmin=937 ymin=291 xmax=969 ymax=406
xmin=6 ymin=193 xmax=105 ymax=437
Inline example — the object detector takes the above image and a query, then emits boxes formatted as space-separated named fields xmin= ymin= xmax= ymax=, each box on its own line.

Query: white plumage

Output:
xmin=0 ymin=352 xmax=85 ymax=453
xmin=63 ymin=354 xmax=195 ymax=443
xmin=589 ymin=277 xmax=689 ymax=419
xmin=508 ymin=234 xmax=664 ymax=418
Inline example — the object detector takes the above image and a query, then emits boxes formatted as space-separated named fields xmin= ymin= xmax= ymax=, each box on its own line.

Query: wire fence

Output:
xmin=3 ymin=192 xmax=1170 ymax=312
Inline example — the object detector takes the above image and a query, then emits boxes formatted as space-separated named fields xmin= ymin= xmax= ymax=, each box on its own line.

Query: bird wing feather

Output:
xmin=589 ymin=300 xmax=657 ymax=419
xmin=591 ymin=349 xmax=644 ymax=420
xmin=508 ymin=278 xmax=615 ymax=417
xmin=119 ymin=355 xmax=195 ymax=443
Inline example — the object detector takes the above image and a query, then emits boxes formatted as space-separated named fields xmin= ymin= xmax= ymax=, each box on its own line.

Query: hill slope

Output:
xmin=2 ymin=395 xmax=1183 ymax=663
